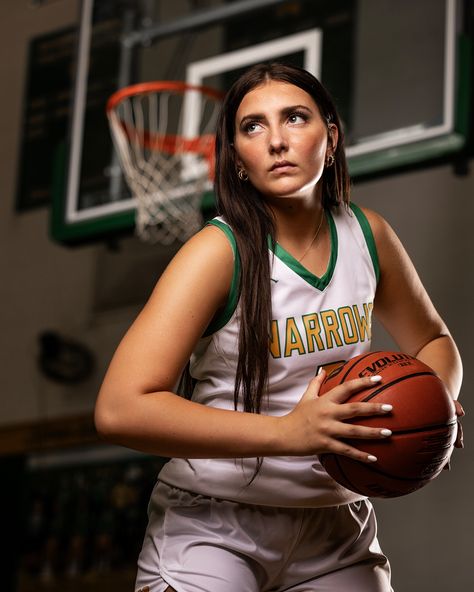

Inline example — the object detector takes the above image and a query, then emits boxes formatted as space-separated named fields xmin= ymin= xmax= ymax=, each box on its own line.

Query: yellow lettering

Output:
xmin=285 ymin=318 xmax=306 ymax=357
xmin=302 ymin=313 xmax=324 ymax=352
xmin=269 ymin=319 xmax=281 ymax=358
xmin=352 ymin=302 xmax=373 ymax=342
xmin=321 ymin=310 xmax=343 ymax=349
xmin=338 ymin=306 xmax=358 ymax=344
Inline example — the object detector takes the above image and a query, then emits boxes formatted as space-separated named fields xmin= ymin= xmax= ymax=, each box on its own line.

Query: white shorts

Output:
xmin=135 ymin=481 xmax=392 ymax=592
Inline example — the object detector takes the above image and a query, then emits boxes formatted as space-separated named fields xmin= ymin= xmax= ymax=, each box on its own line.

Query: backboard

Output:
xmin=51 ymin=0 xmax=471 ymax=245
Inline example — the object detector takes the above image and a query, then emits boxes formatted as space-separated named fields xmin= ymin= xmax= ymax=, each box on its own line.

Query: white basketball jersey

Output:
xmin=159 ymin=203 xmax=380 ymax=507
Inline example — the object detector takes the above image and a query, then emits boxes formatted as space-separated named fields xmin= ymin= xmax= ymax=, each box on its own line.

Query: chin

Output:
xmin=271 ymin=185 xmax=317 ymax=200
xmin=252 ymin=175 xmax=319 ymax=200
xmin=271 ymin=178 xmax=319 ymax=198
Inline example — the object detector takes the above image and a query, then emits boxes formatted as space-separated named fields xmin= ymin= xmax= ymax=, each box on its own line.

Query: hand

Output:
xmin=453 ymin=400 xmax=465 ymax=449
xmin=280 ymin=370 xmax=393 ymax=462
xmin=442 ymin=399 xmax=464 ymax=471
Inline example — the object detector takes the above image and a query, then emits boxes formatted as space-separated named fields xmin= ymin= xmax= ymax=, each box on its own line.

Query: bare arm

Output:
xmin=95 ymin=224 xmax=392 ymax=462
xmin=95 ymin=225 xmax=283 ymax=458
xmin=365 ymin=207 xmax=463 ymax=400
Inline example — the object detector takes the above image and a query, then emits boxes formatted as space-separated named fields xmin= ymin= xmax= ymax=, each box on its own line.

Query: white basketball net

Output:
xmin=107 ymin=83 xmax=222 ymax=244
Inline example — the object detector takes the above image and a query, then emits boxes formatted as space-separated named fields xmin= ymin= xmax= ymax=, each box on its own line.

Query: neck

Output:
xmin=269 ymin=198 xmax=325 ymax=245
xmin=265 ymin=181 xmax=323 ymax=231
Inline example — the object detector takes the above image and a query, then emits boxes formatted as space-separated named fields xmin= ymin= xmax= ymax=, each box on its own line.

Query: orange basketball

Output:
xmin=318 ymin=351 xmax=457 ymax=498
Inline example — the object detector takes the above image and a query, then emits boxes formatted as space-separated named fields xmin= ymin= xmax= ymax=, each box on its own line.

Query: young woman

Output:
xmin=95 ymin=63 xmax=463 ymax=592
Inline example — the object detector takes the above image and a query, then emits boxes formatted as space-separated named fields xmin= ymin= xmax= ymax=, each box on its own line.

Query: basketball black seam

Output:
xmin=332 ymin=455 xmax=365 ymax=493
xmin=333 ymin=454 xmax=437 ymax=486
xmin=334 ymin=455 xmax=380 ymax=495
xmin=361 ymin=371 xmax=437 ymax=402
xmin=385 ymin=420 xmax=457 ymax=436
xmin=348 ymin=461 xmax=437 ymax=483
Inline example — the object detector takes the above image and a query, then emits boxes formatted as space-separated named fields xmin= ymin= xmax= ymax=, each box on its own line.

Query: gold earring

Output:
xmin=238 ymin=168 xmax=248 ymax=181
xmin=325 ymin=154 xmax=335 ymax=167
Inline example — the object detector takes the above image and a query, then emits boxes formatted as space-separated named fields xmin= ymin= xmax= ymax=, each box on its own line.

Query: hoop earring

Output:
xmin=238 ymin=168 xmax=248 ymax=181
xmin=325 ymin=154 xmax=335 ymax=167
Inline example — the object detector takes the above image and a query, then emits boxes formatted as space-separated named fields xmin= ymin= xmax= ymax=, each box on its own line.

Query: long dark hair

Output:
xmin=214 ymin=62 xmax=350 ymax=423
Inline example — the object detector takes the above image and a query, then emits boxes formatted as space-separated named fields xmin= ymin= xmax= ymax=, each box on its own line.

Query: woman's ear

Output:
xmin=327 ymin=123 xmax=339 ymax=155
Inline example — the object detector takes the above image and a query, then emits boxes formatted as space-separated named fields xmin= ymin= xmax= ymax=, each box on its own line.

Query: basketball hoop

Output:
xmin=107 ymin=81 xmax=224 ymax=244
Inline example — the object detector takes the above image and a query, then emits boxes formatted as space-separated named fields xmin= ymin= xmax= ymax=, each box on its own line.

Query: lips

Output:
xmin=269 ymin=160 xmax=296 ymax=171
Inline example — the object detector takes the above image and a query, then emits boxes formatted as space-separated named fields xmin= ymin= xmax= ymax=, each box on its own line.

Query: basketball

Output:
xmin=318 ymin=351 xmax=457 ymax=498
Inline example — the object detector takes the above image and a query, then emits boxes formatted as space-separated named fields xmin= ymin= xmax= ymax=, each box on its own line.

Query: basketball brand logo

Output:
xmin=358 ymin=352 xmax=415 ymax=377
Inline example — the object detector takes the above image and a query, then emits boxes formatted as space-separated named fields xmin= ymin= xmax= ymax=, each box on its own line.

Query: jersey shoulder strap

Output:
xmin=348 ymin=203 xmax=380 ymax=283
xmin=204 ymin=217 xmax=241 ymax=335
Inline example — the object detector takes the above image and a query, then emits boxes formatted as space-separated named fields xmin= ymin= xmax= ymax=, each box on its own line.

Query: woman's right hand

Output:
xmin=279 ymin=370 xmax=394 ymax=462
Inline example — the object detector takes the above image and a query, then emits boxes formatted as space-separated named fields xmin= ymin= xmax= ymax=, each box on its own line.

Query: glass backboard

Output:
xmin=51 ymin=0 xmax=470 ymax=245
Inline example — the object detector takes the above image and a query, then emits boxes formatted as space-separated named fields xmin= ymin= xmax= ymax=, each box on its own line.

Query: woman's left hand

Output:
xmin=443 ymin=400 xmax=464 ymax=471
xmin=453 ymin=400 xmax=465 ymax=449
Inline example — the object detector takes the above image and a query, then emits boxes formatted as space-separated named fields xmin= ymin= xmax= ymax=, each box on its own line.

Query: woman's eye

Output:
xmin=288 ymin=112 xmax=307 ymax=124
xmin=244 ymin=121 xmax=262 ymax=134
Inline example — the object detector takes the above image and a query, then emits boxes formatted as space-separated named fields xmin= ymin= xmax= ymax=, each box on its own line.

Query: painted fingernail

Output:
xmin=370 ymin=375 xmax=382 ymax=383
xmin=317 ymin=366 xmax=323 ymax=375
xmin=368 ymin=455 xmax=378 ymax=462
xmin=381 ymin=429 xmax=392 ymax=437
xmin=381 ymin=404 xmax=393 ymax=412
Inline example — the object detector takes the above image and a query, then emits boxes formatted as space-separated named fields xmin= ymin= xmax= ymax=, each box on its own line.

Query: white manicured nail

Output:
xmin=381 ymin=429 xmax=392 ymax=437
xmin=368 ymin=455 xmax=378 ymax=462
xmin=317 ymin=367 xmax=323 ymax=375
xmin=370 ymin=375 xmax=382 ymax=383
xmin=381 ymin=404 xmax=393 ymax=412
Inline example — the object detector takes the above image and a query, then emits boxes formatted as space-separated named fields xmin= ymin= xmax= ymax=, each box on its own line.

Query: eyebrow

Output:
xmin=238 ymin=104 xmax=314 ymax=126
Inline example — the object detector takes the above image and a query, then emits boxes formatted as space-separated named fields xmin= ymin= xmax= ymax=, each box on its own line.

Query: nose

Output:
xmin=268 ymin=126 xmax=288 ymax=154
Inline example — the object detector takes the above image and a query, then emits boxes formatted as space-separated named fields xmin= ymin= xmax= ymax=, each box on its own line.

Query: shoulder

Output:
xmin=351 ymin=205 xmax=401 ymax=257
xmin=350 ymin=204 xmax=389 ymax=235
xmin=172 ymin=222 xmax=235 ymax=269
xmin=348 ymin=204 xmax=413 ymax=282
xmin=154 ymin=222 xmax=235 ymax=310
xmin=332 ymin=202 xmax=389 ymax=238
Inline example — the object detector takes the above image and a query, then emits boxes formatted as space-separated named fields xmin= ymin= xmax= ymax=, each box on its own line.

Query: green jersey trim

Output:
xmin=349 ymin=203 xmax=380 ymax=283
xmin=204 ymin=219 xmax=241 ymax=335
xmin=268 ymin=210 xmax=338 ymax=291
